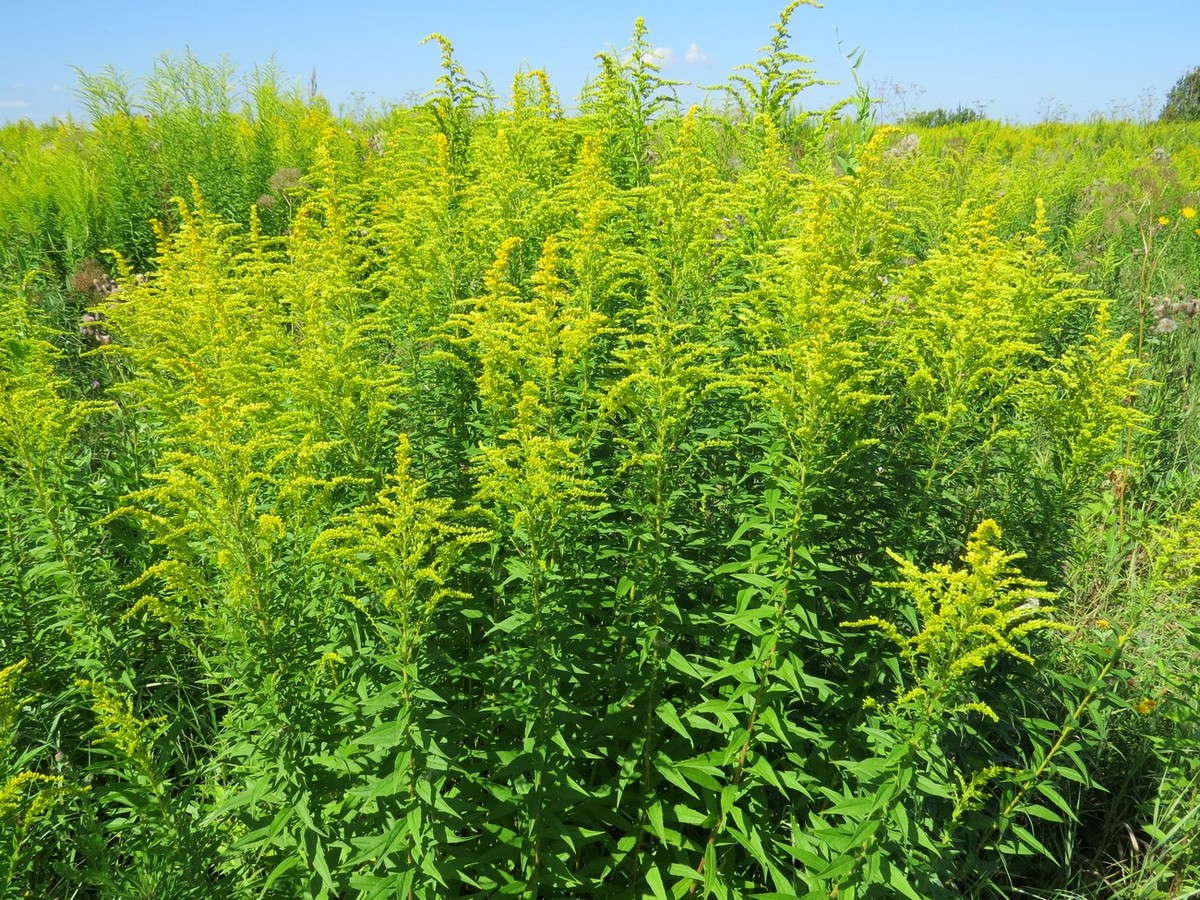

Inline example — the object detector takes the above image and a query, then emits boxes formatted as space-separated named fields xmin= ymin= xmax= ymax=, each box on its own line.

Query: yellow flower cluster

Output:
xmin=1 ymin=660 xmax=73 ymax=829
xmin=0 ymin=659 xmax=30 ymax=737
xmin=1178 ymin=206 xmax=1198 ymax=235
xmin=1161 ymin=207 xmax=1197 ymax=232
xmin=844 ymin=520 xmax=1066 ymax=720
xmin=0 ymin=770 xmax=66 ymax=822
xmin=257 ymin=513 xmax=286 ymax=544
xmin=78 ymin=680 xmax=166 ymax=760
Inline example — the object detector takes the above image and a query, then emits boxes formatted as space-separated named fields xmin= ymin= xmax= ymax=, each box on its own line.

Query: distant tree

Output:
xmin=1159 ymin=66 xmax=1200 ymax=122
xmin=903 ymin=105 xmax=986 ymax=128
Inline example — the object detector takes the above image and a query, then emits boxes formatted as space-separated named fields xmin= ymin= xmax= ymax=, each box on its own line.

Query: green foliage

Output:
xmin=903 ymin=105 xmax=986 ymax=128
xmin=713 ymin=0 xmax=849 ymax=150
xmin=582 ymin=17 xmax=682 ymax=189
xmin=847 ymin=520 xmax=1065 ymax=720
xmin=1160 ymin=65 xmax=1200 ymax=123
xmin=421 ymin=33 xmax=490 ymax=179
xmin=314 ymin=434 xmax=490 ymax=665
xmin=0 ymin=54 xmax=326 ymax=279
xmin=0 ymin=660 xmax=74 ymax=892
xmin=2 ymin=14 xmax=1200 ymax=899
xmin=794 ymin=522 xmax=1070 ymax=897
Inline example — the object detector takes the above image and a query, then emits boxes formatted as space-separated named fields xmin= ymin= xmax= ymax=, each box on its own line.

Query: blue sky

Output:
xmin=2 ymin=1 xmax=1197 ymax=125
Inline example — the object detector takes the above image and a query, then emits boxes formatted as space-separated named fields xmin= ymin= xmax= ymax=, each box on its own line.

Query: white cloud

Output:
xmin=641 ymin=46 xmax=677 ymax=67
xmin=0 ymin=100 xmax=31 ymax=109
xmin=685 ymin=43 xmax=711 ymax=65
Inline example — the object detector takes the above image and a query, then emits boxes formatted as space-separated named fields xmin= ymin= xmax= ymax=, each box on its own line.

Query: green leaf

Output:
xmin=346 ymin=819 xmax=410 ymax=868
xmin=703 ymin=657 xmax=758 ymax=687
xmin=1019 ymin=803 xmax=1064 ymax=824
xmin=260 ymin=855 xmax=301 ymax=895
xmin=813 ymin=854 xmax=855 ymax=882
xmin=357 ymin=719 xmax=409 ymax=748
xmin=881 ymin=857 xmax=924 ymax=900
xmin=1035 ymin=782 xmax=1078 ymax=822
xmin=656 ymin=700 xmax=693 ymax=743
xmin=647 ymin=800 xmax=667 ymax=843
xmin=646 ymin=864 xmax=670 ymax=900
xmin=675 ymin=759 xmax=723 ymax=793
xmin=823 ymin=794 xmax=873 ymax=817
xmin=656 ymin=758 xmax=699 ymax=799
xmin=1010 ymin=823 xmax=1054 ymax=859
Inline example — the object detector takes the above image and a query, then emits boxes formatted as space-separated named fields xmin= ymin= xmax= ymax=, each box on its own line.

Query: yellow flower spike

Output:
xmin=949 ymin=700 xmax=1000 ymax=723
xmin=257 ymin=513 xmax=286 ymax=544
xmin=0 ymin=659 xmax=31 ymax=736
xmin=847 ymin=520 xmax=1064 ymax=722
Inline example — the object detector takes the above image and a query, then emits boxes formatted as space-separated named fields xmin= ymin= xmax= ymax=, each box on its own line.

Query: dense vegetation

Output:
xmin=1160 ymin=65 xmax=1200 ymax=122
xmin=2 ymin=6 xmax=1200 ymax=898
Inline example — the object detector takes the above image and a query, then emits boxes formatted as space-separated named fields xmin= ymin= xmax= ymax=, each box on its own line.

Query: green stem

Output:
xmin=688 ymin=486 xmax=804 ymax=894
xmin=960 ymin=625 xmax=1130 ymax=892
xmin=0 ymin=478 xmax=38 ymax=668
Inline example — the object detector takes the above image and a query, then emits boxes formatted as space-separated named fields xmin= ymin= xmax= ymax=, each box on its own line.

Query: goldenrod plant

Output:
xmin=1 ymin=7 xmax=1199 ymax=897
xmin=0 ymin=660 xmax=74 ymax=892
xmin=807 ymin=521 xmax=1066 ymax=898
xmin=713 ymin=1 xmax=848 ymax=153
xmin=582 ymin=17 xmax=683 ymax=189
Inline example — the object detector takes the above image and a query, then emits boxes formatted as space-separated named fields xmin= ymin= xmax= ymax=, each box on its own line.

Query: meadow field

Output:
xmin=2 ymin=7 xmax=1200 ymax=898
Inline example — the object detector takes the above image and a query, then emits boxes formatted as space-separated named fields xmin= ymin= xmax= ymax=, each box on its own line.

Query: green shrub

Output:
xmin=1159 ymin=66 xmax=1200 ymax=122
xmin=903 ymin=104 xmax=986 ymax=128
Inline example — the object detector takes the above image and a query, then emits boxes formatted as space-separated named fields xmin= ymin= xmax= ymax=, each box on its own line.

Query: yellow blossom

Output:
xmin=1182 ymin=206 xmax=1197 ymax=219
xmin=257 ymin=513 xmax=286 ymax=543
xmin=1134 ymin=698 xmax=1157 ymax=714
xmin=1095 ymin=618 xmax=1110 ymax=630
xmin=1158 ymin=216 xmax=1171 ymax=226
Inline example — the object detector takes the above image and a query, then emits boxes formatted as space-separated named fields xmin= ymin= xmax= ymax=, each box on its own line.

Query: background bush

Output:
xmin=1160 ymin=65 xmax=1200 ymax=122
